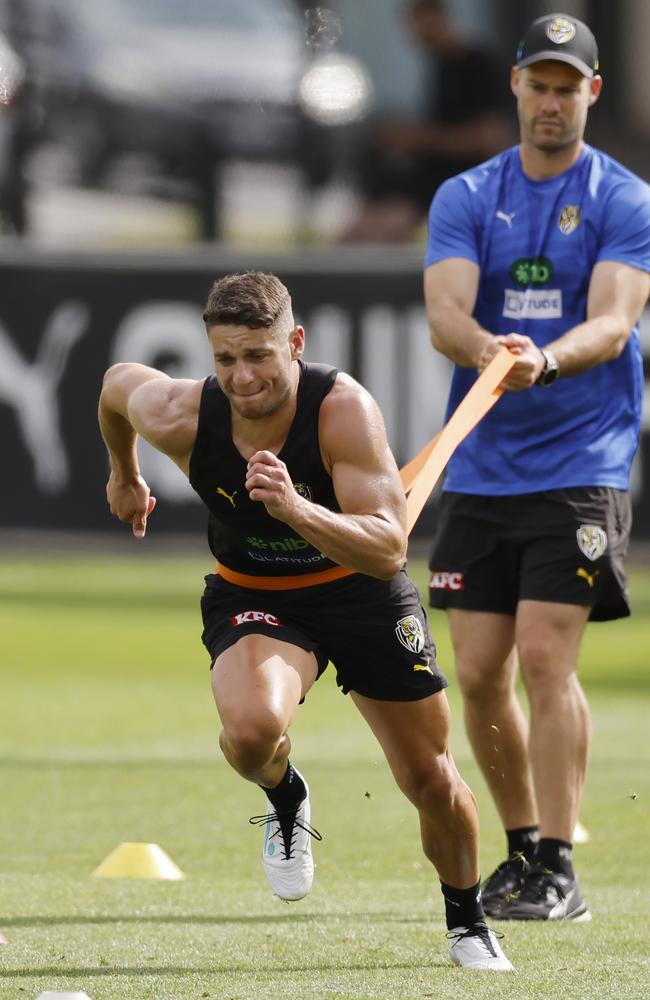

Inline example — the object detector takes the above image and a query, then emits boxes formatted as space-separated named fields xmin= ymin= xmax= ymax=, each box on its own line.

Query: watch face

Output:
xmin=540 ymin=367 xmax=558 ymax=385
xmin=538 ymin=351 xmax=559 ymax=386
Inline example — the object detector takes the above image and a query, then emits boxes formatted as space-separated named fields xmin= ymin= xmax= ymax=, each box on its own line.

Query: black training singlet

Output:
xmin=188 ymin=361 xmax=341 ymax=577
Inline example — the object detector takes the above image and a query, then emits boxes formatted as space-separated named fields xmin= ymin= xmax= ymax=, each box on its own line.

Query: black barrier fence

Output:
xmin=1 ymin=246 xmax=649 ymax=540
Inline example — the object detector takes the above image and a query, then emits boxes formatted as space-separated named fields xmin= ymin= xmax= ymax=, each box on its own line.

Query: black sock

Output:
xmin=506 ymin=825 xmax=540 ymax=861
xmin=441 ymin=880 xmax=484 ymax=930
xmin=535 ymin=837 xmax=574 ymax=878
xmin=260 ymin=762 xmax=306 ymax=812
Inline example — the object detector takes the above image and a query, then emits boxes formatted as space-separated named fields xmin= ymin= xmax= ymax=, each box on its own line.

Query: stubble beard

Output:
xmin=526 ymin=112 xmax=583 ymax=155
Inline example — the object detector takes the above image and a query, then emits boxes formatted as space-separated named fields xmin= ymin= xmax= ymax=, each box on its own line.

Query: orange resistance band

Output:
xmin=216 ymin=348 xmax=516 ymax=589
xmin=403 ymin=347 xmax=516 ymax=532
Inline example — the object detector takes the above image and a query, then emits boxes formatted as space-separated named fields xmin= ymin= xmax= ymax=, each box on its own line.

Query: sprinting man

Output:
xmin=98 ymin=271 xmax=513 ymax=970
xmin=424 ymin=14 xmax=650 ymax=920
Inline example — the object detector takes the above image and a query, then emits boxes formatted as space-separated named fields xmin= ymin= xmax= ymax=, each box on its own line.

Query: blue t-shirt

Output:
xmin=424 ymin=144 xmax=650 ymax=494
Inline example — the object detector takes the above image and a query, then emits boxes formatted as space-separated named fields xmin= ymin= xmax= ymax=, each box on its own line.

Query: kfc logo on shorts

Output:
xmin=429 ymin=571 xmax=465 ymax=591
xmin=395 ymin=614 xmax=425 ymax=654
xmin=576 ymin=524 xmax=608 ymax=562
xmin=230 ymin=611 xmax=284 ymax=627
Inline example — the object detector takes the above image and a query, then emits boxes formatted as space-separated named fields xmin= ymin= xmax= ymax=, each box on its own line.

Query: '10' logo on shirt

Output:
xmin=509 ymin=256 xmax=554 ymax=286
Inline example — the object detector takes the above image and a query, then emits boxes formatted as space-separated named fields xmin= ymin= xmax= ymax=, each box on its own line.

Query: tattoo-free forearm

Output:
xmin=98 ymin=370 xmax=141 ymax=480
xmin=427 ymin=300 xmax=493 ymax=368
xmin=547 ymin=314 xmax=633 ymax=376
xmin=284 ymin=500 xmax=406 ymax=580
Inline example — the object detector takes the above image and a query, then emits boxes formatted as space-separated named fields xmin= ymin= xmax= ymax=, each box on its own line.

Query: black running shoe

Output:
xmin=481 ymin=854 xmax=529 ymax=918
xmin=501 ymin=865 xmax=592 ymax=921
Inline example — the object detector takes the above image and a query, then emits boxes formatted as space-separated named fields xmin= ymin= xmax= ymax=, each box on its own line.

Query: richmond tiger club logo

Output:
xmin=293 ymin=482 xmax=313 ymax=501
xmin=395 ymin=614 xmax=425 ymax=654
xmin=558 ymin=205 xmax=581 ymax=235
xmin=546 ymin=17 xmax=576 ymax=44
xmin=576 ymin=524 xmax=608 ymax=562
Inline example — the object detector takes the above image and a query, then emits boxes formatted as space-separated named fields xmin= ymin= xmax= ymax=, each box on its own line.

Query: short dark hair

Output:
xmin=203 ymin=272 xmax=293 ymax=329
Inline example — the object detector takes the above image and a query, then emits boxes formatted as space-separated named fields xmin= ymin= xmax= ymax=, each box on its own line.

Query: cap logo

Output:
xmin=545 ymin=17 xmax=576 ymax=44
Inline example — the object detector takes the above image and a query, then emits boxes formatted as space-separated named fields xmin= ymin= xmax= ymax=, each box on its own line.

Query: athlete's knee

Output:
xmin=517 ymin=629 xmax=556 ymax=675
xmin=456 ymin=656 xmax=510 ymax=703
xmin=518 ymin=633 xmax=572 ymax=691
xmin=219 ymin=711 xmax=286 ymax=772
xmin=399 ymin=752 xmax=458 ymax=812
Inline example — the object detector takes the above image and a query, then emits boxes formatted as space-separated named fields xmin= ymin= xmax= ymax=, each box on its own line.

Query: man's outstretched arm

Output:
xmin=98 ymin=363 xmax=200 ymax=537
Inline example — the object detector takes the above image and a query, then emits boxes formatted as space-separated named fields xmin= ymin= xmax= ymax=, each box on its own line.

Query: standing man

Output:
xmin=98 ymin=271 xmax=513 ymax=971
xmin=424 ymin=13 xmax=650 ymax=921
xmin=342 ymin=0 xmax=510 ymax=243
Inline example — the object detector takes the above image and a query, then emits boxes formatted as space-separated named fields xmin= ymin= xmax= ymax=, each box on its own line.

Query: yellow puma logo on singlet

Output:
xmin=577 ymin=567 xmax=599 ymax=589
xmin=216 ymin=487 xmax=238 ymax=508
xmin=413 ymin=661 xmax=434 ymax=676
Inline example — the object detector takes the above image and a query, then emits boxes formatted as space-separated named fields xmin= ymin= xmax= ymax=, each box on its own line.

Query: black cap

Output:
xmin=516 ymin=13 xmax=599 ymax=78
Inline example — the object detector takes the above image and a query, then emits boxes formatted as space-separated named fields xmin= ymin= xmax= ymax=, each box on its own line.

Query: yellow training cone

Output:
xmin=92 ymin=842 xmax=184 ymax=880
xmin=36 ymin=993 xmax=94 ymax=1000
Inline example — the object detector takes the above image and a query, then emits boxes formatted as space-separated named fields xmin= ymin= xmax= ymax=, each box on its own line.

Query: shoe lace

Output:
xmin=519 ymin=865 xmax=566 ymax=903
xmin=483 ymin=853 xmax=528 ymax=895
xmin=249 ymin=806 xmax=323 ymax=860
xmin=446 ymin=923 xmax=504 ymax=958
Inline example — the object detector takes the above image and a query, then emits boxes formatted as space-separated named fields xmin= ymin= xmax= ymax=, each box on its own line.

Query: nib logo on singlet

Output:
xmin=247 ymin=535 xmax=310 ymax=552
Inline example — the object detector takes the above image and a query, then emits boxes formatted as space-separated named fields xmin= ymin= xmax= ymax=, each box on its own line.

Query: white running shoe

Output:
xmin=448 ymin=924 xmax=514 ymax=971
xmin=249 ymin=773 xmax=322 ymax=901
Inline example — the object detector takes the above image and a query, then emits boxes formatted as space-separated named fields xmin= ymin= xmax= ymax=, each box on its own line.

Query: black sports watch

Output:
xmin=536 ymin=348 xmax=560 ymax=387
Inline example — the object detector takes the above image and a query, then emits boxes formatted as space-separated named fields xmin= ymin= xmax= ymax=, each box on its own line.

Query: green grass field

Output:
xmin=1 ymin=550 xmax=648 ymax=1000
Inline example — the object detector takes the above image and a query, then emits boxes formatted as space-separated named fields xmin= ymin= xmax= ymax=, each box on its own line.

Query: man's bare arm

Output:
xmin=380 ymin=112 xmax=511 ymax=160
xmin=424 ymin=258 xmax=493 ymax=367
xmin=245 ymin=376 xmax=407 ymax=580
xmin=482 ymin=261 xmax=650 ymax=390
xmin=98 ymin=363 xmax=200 ymax=536
xmin=546 ymin=261 xmax=650 ymax=374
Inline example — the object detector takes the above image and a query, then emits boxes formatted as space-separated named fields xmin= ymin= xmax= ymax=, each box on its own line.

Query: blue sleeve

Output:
xmin=423 ymin=176 xmax=479 ymax=269
xmin=597 ymin=177 xmax=650 ymax=273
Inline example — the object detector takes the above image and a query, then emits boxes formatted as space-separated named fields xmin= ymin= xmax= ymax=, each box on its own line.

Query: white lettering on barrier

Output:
xmin=0 ymin=302 xmax=88 ymax=492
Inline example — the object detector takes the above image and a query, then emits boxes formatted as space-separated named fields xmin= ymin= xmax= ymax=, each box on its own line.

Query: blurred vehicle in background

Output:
xmin=0 ymin=27 xmax=32 ymax=233
xmin=0 ymin=0 xmax=372 ymax=239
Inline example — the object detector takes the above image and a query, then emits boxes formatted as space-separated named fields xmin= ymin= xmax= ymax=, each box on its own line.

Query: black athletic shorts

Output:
xmin=428 ymin=488 xmax=631 ymax=622
xmin=200 ymin=568 xmax=447 ymax=701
